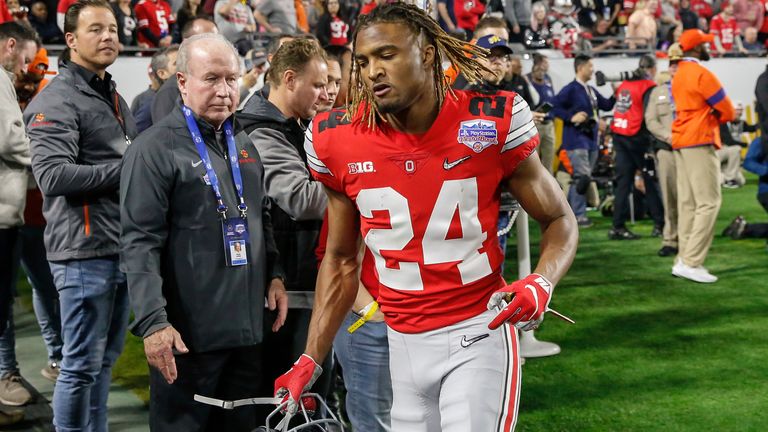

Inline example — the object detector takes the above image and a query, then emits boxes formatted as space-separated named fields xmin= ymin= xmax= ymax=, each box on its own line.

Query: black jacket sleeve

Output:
xmin=120 ymin=129 xmax=174 ymax=338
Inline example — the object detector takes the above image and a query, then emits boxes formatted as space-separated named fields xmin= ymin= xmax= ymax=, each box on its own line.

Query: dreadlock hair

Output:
xmin=347 ymin=1 xmax=492 ymax=129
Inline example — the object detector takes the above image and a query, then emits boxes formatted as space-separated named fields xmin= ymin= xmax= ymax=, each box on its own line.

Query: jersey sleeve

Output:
xmin=304 ymin=119 xmax=344 ymax=193
xmin=164 ymin=2 xmax=176 ymax=24
xmin=501 ymin=94 xmax=540 ymax=178
xmin=135 ymin=3 xmax=150 ymax=29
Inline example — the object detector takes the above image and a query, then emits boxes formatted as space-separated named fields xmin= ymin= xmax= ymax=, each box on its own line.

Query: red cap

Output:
xmin=679 ymin=29 xmax=715 ymax=51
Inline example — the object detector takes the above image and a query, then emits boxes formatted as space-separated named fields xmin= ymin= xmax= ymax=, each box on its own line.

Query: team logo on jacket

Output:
xmin=240 ymin=149 xmax=249 ymax=159
xmin=457 ymin=120 xmax=498 ymax=153
xmin=615 ymin=89 xmax=632 ymax=113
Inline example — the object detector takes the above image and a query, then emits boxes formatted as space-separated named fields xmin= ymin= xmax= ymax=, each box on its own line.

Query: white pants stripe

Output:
xmin=388 ymin=310 xmax=522 ymax=432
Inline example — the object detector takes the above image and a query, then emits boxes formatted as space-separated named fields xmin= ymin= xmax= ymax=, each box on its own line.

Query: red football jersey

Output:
xmin=710 ymin=14 xmax=740 ymax=52
xmin=135 ymin=0 xmax=175 ymax=47
xmin=306 ymin=90 xmax=539 ymax=333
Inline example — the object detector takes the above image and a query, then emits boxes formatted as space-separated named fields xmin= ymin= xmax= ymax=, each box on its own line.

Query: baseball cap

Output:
xmin=28 ymin=47 xmax=54 ymax=75
xmin=667 ymin=43 xmax=683 ymax=61
xmin=679 ymin=29 xmax=714 ymax=51
xmin=475 ymin=35 xmax=514 ymax=55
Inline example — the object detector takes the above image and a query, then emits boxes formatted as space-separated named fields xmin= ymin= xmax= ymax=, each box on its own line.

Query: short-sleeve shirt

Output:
xmin=305 ymin=90 xmax=539 ymax=333
xmin=135 ymin=0 xmax=176 ymax=47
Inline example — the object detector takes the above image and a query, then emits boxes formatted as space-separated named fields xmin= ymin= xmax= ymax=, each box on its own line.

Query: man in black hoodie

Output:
xmin=238 ymin=38 xmax=332 ymax=403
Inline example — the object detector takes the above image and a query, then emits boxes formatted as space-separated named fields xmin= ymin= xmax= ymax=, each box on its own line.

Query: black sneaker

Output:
xmin=658 ymin=246 xmax=678 ymax=257
xmin=722 ymin=216 xmax=746 ymax=239
xmin=723 ymin=180 xmax=740 ymax=189
xmin=651 ymin=225 xmax=663 ymax=238
xmin=608 ymin=227 xmax=640 ymax=240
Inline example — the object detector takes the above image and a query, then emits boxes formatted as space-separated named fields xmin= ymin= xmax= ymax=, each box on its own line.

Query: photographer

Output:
xmin=607 ymin=55 xmax=665 ymax=240
xmin=552 ymin=54 xmax=615 ymax=227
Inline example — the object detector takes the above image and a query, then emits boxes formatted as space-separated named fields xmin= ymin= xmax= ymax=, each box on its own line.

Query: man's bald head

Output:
xmin=181 ymin=16 xmax=218 ymax=40
xmin=177 ymin=33 xmax=238 ymax=75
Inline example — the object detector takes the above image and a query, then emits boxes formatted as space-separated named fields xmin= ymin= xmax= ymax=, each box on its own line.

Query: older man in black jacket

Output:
xmin=120 ymin=33 xmax=287 ymax=432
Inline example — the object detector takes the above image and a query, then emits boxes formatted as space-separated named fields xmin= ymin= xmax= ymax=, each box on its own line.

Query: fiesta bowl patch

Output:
xmin=458 ymin=120 xmax=498 ymax=153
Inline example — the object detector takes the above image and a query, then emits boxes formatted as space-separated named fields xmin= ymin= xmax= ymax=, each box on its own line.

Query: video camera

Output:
xmin=595 ymin=55 xmax=656 ymax=86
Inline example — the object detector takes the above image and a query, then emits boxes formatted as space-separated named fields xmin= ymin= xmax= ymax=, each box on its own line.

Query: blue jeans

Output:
xmin=566 ymin=149 xmax=598 ymax=218
xmin=49 ymin=257 xmax=129 ymax=432
xmin=0 ymin=226 xmax=63 ymax=374
xmin=333 ymin=312 xmax=392 ymax=432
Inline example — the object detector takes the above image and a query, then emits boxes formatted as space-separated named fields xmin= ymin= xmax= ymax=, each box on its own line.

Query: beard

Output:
xmin=700 ymin=49 xmax=711 ymax=61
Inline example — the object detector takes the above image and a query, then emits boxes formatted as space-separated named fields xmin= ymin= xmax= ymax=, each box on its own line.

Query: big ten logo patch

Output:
xmin=348 ymin=161 xmax=375 ymax=174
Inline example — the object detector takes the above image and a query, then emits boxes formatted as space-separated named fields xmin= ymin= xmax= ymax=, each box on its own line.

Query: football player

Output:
xmin=275 ymin=3 xmax=578 ymax=430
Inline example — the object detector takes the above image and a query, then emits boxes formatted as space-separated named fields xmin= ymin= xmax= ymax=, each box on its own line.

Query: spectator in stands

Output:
xmin=678 ymin=0 xmax=699 ymax=29
xmin=608 ymin=55 xmax=664 ymax=240
xmin=659 ymin=23 xmax=682 ymax=50
xmin=710 ymin=2 xmax=749 ymax=55
xmin=253 ymin=0 xmax=297 ymax=33
xmin=151 ymin=15 xmax=217 ymax=123
xmin=0 ymin=0 xmax=11 ymax=24
xmin=0 ymin=22 xmax=38 ymax=426
xmin=528 ymin=52 xmax=556 ymax=172
xmin=112 ymin=0 xmax=138 ymax=50
xmin=174 ymin=0 xmax=202 ymax=42
xmin=527 ymin=1 xmax=552 ymax=48
xmin=316 ymin=0 xmax=349 ymax=46
xmin=550 ymin=0 xmax=581 ymax=56
xmin=658 ymin=0 xmax=681 ymax=39
xmin=733 ymin=0 xmax=764 ymax=32
xmin=759 ymin=1 xmax=768 ymax=44
xmin=552 ymin=54 xmax=615 ymax=227
xmin=29 ymin=1 xmax=63 ymax=43
xmin=24 ymin=0 xmax=137 ymax=429
xmin=121 ymin=33 xmax=286 ymax=431
xmin=134 ymin=46 xmax=179 ymax=133
xmin=504 ymin=0 xmax=532 ymax=43
xmin=454 ymin=0 xmax=485 ymax=35
xmin=214 ymin=0 xmax=256 ymax=43
xmin=238 ymin=46 xmax=268 ymax=106
xmin=689 ymin=0 xmax=713 ymax=21
xmin=722 ymin=137 xmax=768 ymax=241
xmin=135 ymin=0 xmax=176 ymax=48
xmin=5 ymin=0 xmax=29 ymax=26
xmin=627 ymin=0 xmax=658 ymax=49
xmin=645 ymin=43 xmax=682 ymax=256
xmin=743 ymin=26 xmax=765 ymax=52
xmin=436 ymin=0 xmax=457 ymax=33
xmin=718 ymin=101 xmax=758 ymax=187
xmin=589 ymin=16 xmax=620 ymax=54
xmin=671 ymin=29 xmax=736 ymax=283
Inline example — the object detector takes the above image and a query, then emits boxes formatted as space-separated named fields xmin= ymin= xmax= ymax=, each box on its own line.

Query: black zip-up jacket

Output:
xmin=239 ymin=91 xmax=326 ymax=293
xmin=25 ymin=62 xmax=137 ymax=261
xmin=120 ymin=104 xmax=282 ymax=352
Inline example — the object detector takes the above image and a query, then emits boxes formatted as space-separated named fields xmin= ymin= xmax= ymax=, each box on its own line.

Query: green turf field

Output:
xmin=18 ymin=174 xmax=768 ymax=431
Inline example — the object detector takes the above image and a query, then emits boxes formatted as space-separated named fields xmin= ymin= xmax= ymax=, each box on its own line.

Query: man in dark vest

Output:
xmin=609 ymin=55 xmax=665 ymax=240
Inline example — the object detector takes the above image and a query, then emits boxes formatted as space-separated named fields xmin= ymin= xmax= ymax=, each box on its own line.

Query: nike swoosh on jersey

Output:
xmin=460 ymin=333 xmax=490 ymax=348
xmin=191 ymin=159 xmax=203 ymax=168
xmin=443 ymin=156 xmax=471 ymax=170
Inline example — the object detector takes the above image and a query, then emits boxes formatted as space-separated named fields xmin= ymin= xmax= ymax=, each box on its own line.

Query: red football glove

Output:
xmin=274 ymin=354 xmax=322 ymax=415
xmin=487 ymin=273 xmax=553 ymax=331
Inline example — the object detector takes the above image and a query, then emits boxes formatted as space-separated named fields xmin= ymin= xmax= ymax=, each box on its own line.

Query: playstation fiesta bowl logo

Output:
xmin=457 ymin=120 xmax=498 ymax=153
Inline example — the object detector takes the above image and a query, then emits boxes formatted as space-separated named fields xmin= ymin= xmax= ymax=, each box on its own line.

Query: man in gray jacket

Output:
xmin=0 ymin=21 xmax=39 ymax=427
xmin=24 ymin=1 xmax=136 ymax=430
xmin=121 ymin=33 xmax=287 ymax=431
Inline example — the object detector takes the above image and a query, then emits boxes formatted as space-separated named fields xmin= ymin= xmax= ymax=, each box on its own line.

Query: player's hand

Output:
xmin=144 ymin=325 xmax=189 ymax=384
xmin=274 ymin=354 xmax=323 ymax=415
xmin=571 ymin=112 xmax=588 ymax=124
xmin=532 ymin=111 xmax=546 ymax=124
xmin=487 ymin=273 xmax=553 ymax=331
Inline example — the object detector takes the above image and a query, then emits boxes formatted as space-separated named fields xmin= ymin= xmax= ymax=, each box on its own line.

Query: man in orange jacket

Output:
xmin=671 ymin=29 xmax=736 ymax=283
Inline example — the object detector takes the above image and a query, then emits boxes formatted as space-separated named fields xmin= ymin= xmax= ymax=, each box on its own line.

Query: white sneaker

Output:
xmin=672 ymin=263 xmax=718 ymax=283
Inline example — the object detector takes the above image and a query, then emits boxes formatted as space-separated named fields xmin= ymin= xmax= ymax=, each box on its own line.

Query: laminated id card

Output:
xmin=222 ymin=217 xmax=249 ymax=266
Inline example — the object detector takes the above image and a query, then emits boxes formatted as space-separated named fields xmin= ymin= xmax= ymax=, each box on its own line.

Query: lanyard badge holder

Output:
xmin=183 ymin=105 xmax=250 ymax=267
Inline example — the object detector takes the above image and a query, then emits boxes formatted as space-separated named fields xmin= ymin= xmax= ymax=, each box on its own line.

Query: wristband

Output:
xmin=347 ymin=301 xmax=379 ymax=333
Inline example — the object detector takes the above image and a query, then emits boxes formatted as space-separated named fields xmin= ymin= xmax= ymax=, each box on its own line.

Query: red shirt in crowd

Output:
xmin=0 ymin=0 xmax=12 ymax=23
xmin=710 ymin=13 xmax=740 ymax=51
xmin=454 ymin=0 xmax=485 ymax=32
xmin=329 ymin=15 xmax=349 ymax=46
xmin=690 ymin=0 xmax=713 ymax=19
xmin=761 ymin=0 xmax=768 ymax=33
xmin=135 ymin=0 xmax=175 ymax=47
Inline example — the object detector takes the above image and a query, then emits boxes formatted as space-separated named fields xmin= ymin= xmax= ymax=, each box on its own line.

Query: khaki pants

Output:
xmin=716 ymin=145 xmax=745 ymax=185
xmin=674 ymin=146 xmax=721 ymax=267
xmin=656 ymin=149 xmax=678 ymax=248
xmin=536 ymin=122 xmax=556 ymax=173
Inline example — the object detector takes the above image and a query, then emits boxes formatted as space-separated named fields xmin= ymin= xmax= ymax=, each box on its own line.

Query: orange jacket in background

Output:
xmin=294 ymin=0 xmax=308 ymax=33
xmin=671 ymin=58 xmax=735 ymax=150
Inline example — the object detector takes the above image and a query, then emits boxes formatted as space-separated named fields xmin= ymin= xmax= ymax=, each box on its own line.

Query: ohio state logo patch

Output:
xmin=457 ymin=120 xmax=498 ymax=153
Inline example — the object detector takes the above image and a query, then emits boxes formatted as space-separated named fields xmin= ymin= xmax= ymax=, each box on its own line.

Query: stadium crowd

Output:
xmin=0 ymin=0 xmax=766 ymax=430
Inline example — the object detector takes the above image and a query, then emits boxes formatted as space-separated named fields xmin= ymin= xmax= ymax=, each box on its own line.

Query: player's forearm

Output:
xmin=535 ymin=211 xmax=578 ymax=287
xmin=304 ymin=254 xmax=358 ymax=362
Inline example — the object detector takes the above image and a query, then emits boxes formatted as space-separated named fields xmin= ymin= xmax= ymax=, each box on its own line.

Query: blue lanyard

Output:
xmin=667 ymin=82 xmax=676 ymax=120
xmin=182 ymin=105 xmax=247 ymax=218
